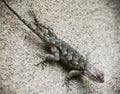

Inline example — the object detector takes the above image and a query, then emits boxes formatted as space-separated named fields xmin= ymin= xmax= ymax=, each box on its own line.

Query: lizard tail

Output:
xmin=2 ymin=0 xmax=29 ymax=26
xmin=2 ymin=0 xmax=49 ymax=42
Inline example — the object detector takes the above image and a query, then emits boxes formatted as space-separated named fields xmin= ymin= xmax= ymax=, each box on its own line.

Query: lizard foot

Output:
xmin=62 ymin=78 xmax=72 ymax=92
xmin=34 ymin=54 xmax=47 ymax=70
xmin=34 ymin=55 xmax=47 ymax=70
xmin=34 ymin=61 xmax=47 ymax=70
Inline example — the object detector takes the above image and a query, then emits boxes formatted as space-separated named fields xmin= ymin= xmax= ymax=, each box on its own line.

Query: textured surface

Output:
xmin=0 ymin=0 xmax=120 ymax=94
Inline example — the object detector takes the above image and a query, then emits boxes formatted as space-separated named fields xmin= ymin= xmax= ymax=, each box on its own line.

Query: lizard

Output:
xmin=2 ymin=0 xmax=104 ymax=90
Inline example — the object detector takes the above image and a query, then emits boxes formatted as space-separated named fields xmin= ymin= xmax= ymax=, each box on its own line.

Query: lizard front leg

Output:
xmin=36 ymin=46 xmax=60 ymax=69
xmin=64 ymin=70 xmax=82 ymax=91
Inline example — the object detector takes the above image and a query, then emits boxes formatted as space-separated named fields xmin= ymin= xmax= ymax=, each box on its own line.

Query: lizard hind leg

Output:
xmin=28 ymin=10 xmax=56 ymax=37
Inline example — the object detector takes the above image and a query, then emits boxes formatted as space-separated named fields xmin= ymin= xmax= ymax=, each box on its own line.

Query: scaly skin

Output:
xmin=3 ymin=0 xmax=104 ymax=90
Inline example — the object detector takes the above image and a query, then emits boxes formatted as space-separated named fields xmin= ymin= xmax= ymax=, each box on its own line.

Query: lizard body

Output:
xmin=3 ymin=0 xmax=104 ymax=88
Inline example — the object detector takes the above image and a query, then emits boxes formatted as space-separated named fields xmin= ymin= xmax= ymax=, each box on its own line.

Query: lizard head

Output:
xmin=83 ymin=64 xmax=104 ymax=83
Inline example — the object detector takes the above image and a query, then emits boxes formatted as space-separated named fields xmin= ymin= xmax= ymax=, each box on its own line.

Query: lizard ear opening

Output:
xmin=83 ymin=64 xmax=104 ymax=83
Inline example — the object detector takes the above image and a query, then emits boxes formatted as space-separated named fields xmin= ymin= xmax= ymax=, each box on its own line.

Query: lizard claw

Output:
xmin=34 ymin=55 xmax=47 ymax=70
xmin=35 ymin=62 xmax=47 ymax=70
xmin=62 ymin=79 xmax=72 ymax=92
xmin=34 ymin=61 xmax=47 ymax=70
xmin=34 ymin=54 xmax=47 ymax=70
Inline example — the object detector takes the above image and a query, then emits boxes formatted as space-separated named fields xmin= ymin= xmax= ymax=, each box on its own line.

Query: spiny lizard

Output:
xmin=3 ymin=0 xmax=104 ymax=90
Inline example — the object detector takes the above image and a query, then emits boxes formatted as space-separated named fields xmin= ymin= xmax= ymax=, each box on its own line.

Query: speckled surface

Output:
xmin=0 ymin=0 xmax=120 ymax=94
